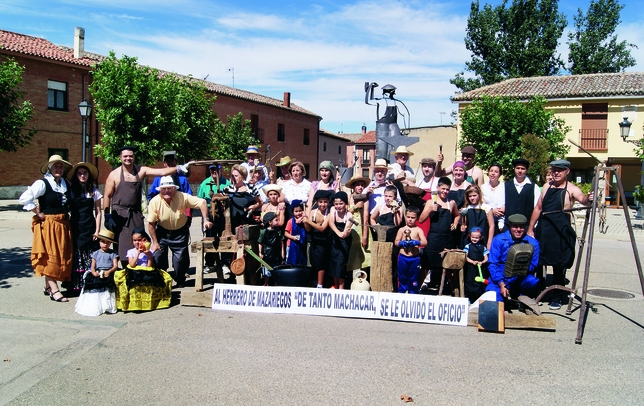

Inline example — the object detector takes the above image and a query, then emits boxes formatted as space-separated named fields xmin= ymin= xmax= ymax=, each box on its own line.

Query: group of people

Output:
xmin=21 ymin=142 xmax=591 ymax=316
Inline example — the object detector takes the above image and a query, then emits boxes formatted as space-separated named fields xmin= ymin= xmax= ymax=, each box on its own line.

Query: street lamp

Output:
xmin=618 ymin=116 xmax=644 ymax=218
xmin=619 ymin=117 xmax=633 ymax=142
xmin=78 ymin=100 xmax=92 ymax=162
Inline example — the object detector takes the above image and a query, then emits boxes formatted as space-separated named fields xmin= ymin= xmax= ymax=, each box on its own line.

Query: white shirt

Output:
xmin=513 ymin=177 xmax=540 ymax=207
xmin=282 ymin=178 xmax=312 ymax=204
xmin=416 ymin=176 xmax=438 ymax=193
xmin=19 ymin=173 xmax=69 ymax=211
xmin=481 ymin=181 xmax=505 ymax=210
xmin=387 ymin=163 xmax=414 ymax=182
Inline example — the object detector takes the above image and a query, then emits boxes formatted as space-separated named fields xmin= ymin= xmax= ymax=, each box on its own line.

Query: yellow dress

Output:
xmin=347 ymin=210 xmax=370 ymax=271
xmin=114 ymin=266 xmax=173 ymax=311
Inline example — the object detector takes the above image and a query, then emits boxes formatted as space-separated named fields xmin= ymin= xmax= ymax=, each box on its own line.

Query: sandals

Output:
xmin=43 ymin=286 xmax=51 ymax=296
xmin=49 ymin=290 xmax=69 ymax=302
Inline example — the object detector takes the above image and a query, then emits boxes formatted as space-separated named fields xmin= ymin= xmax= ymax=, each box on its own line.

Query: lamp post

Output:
xmin=619 ymin=116 xmax=644 ymax=218
xmin=78 ymin=100 xmax=92 ymax=162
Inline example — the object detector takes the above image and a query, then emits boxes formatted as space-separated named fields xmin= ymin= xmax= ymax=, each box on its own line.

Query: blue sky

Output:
xmin=2 ymin=0 xmax=643 ymax=135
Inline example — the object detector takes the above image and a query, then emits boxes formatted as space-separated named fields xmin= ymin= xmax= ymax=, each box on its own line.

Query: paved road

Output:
xmin=1 ymin=201 xmax=643 ymax=405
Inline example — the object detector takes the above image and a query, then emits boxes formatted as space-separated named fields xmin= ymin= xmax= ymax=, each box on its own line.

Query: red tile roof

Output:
xmin=452 ymin=72 xmax=644 ymax=102
xmin=0 ymin=29 xmax=320 ymax=118
xmin=355 ymin=130 xmax=376 ymax=144
xmin=0 ymin=30 xmax=100 ymax=67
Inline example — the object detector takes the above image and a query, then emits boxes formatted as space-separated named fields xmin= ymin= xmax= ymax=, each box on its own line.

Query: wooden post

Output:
xmin=370 ymin=241 xmax=393 ymax=292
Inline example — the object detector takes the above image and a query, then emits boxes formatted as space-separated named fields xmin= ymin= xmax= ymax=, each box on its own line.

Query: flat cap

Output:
xmin=507 ymin=214 xmax=528 ymax=225
xmin=550 ymin=159 xmax=571 ymax=169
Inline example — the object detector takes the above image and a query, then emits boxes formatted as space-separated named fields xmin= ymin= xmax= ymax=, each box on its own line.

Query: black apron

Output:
xmin=461 ymin=207 xmax=488 ymax=248
xmin=464 ymin=243 xmax=487 ymax=302
xmin=537 ymin=183 xmax=576 ymax=269
xmin=329 ymin=217 xmax=351 ymax=279
xmin=376 ymin=212 xmax=399 ymax=242
xmin=112 ymin=166 xmax=145 ymax=259
xmin=229 ymin=191 xmax=256 ymax=231
xmin=71 ymin=189 xmax=96 ymax=251
xmin=422 ymin=204 xmax=455 ymax=270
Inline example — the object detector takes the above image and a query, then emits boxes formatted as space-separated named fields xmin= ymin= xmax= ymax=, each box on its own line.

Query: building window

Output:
xmin=323 ymin=142 xmax=327 ymax=152
xmin=362 ymin=148 xmax=370 ymax=163
xmin=277 ymin=123 xmax=285 ymax=142
xmin=362 ymin=168 xmax=370 ymax=178
xmin=47 ymin=80 xmax=67 ymax=111
xmin=303 ymin=128 xmax=310 ymax=145
xmin=250 ymin=114 xmax=262 ymax=142
xmin=48 ymin=148 xmax=68 ymax=161
xmin=338 ymin=145 xmax=342 ymax=154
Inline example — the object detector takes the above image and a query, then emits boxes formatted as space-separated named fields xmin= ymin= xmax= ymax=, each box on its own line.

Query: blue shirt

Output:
xmin=488 ymin=231 xmax=539 ymax=285
xmin=147 ymin=174 xmax=192 ymax=201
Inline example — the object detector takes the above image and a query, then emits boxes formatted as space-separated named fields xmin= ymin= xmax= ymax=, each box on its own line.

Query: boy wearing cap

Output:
xmin=438 ymin=145 xmax=484 ymax=186
xmin=528 ymin=159 xmax=593 ymax=310
xmin=486 ymin=214 xmax=540 ymax=302
xmin=503 ymin=158 xmax=540 ymax=229
xmin=258 ymin=212 xmax=283 ymax=286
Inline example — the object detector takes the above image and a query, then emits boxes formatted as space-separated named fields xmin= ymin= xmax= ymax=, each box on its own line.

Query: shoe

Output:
xmin=549 ymin=297 xmax=562 ymax=310
xmin=203 ymin=266 xmax=211 ymax=274
xmin=43 ymin=286 xmax=51 ymax=296
xmin=49 ymin=290 xmax=69 ymax=302
xmin=222 ymin=265 xmax=231 ymax=275
xmin=420 ymin=283 xmax=429 ymax=292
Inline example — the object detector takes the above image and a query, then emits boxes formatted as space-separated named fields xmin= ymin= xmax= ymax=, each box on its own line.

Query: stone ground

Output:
xmin=1 ymin=202 xmax=643 ymax=405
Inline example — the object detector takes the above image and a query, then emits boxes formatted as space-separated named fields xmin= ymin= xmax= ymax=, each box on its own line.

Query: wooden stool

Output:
xmin=438 ymin=250 xmax=466 ymax=297
xmin=369 ymin=225 xmax=395 ymax=292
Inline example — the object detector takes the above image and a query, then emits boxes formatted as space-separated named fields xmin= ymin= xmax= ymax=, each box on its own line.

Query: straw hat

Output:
xmin=261 ymin=184 xmax=282 ymax=196
xmin=156 ymin=176 xmax=179 ymax=191
xmin=373 ymin=159 xmax=391 ymax=170
xmin=390 ymin=146 xmax=414 ymax=156
xmin=40 ymin=155 xmax=72 ymax=174
xmin=276 ymin=156 xmax=295 ymax=167
xmin=243 ymin=145 xmax=261 ymax=156
xmin=345 ymin=175 xmax=371 ymax=189
xmin=93 ymin=228 xmax=117 ymax=244
xmin=67 ymin=162 xmax=99 ymax=181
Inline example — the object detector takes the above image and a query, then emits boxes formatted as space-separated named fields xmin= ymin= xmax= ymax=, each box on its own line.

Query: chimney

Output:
xmin=74 ymin=27 xmax=85 ymax=59
xmin=283 ymin=92 xmax=291 ymax=108
xmin=361 ymin=124 xmax=367 ymax=134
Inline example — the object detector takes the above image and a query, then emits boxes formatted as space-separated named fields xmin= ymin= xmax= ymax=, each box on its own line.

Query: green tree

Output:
xmin=212 ymin=112 xmax=255 ymax=160
xmin=0 ymin=57 xmax=36 ymax=151
xmin=458 ymin=95 xmax=570 ymax=179
xmin=567 ymin=0 xmax=637 ymax=74
xmin=451 ymin=0 xmax=567 ymax=93
xmin=521 ymin=133 xmax=551 ymax=184
xmin=90 ymin=52 xmax=218 ymax=166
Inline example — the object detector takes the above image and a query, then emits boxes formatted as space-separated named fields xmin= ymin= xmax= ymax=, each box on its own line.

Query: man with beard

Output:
xmin=438 ymin=145 xmax=484 ymax=186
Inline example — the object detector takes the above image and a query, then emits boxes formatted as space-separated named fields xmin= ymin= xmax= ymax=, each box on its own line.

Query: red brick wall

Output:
xmin=0 ymin=55 xmax=92 ymax=186
xmin=0 ymin=53 xmax=321 ymax=188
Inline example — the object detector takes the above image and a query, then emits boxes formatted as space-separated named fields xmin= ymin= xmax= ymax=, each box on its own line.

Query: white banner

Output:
xmin=211 ymin=284 xmax=468 ymax=327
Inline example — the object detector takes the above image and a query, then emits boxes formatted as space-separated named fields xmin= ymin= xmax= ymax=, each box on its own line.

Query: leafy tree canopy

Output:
xmin=567 ymin=0 xmax=637 ymax=74
xmin=90 ymin=52 xmax=218 ymax=166
xmin=0 ymin=57 xmax=36 ymax=152
xmin=212 ymin=112 xmax=255 ymax=161
xmin=451 ymin=0 xmax=567 ymax=93
xmin=459 ymin=95 xmax=570 ymax=182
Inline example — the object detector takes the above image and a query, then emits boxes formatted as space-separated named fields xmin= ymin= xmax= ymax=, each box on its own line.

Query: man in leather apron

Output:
xmin=528 ymin=159 xmax=593 ymax=310
xmin=103 ymin=146 xmax=191 ymax=264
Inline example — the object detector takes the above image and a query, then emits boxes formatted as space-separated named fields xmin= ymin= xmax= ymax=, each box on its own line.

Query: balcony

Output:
xmin=579 ymin=128 xmax=608 ymax=151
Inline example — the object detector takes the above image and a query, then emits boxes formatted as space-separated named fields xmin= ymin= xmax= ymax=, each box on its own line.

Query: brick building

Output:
xmin=0 ymin=28 xmax=321 ymax=197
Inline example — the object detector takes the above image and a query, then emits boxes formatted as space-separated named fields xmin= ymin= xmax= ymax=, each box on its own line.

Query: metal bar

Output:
xmin=614 ymin=167 xmax=644 ymax=297
xmin=566 ymin=173 xmax=595 ymax=315
xmin=575 ymin=164 xmax=601 ymax=344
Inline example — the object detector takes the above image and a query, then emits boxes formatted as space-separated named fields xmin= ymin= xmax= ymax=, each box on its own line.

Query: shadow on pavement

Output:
xmin=0 ymin=246 xmax=32 ymax=288
xmin=0 ymin=204 xmax=23 ymax=212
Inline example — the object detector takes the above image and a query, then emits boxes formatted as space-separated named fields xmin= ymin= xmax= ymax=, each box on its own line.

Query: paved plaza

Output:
xmin=1 ymin=201 xmax=643 ymax=405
